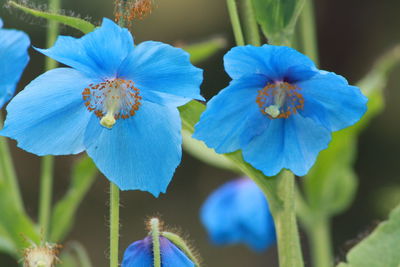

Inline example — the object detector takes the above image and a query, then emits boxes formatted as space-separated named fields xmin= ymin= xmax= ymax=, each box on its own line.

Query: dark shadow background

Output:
xmin=1 ymin=0 xmax=400 ymax=266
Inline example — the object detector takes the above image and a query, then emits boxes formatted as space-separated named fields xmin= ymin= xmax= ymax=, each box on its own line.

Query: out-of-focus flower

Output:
xmin=122 ymin=218 xmax=197 ymax=267
xmin=194 ymin=45 xmax=367 ymax=176
xmin=201 ymin=178 xmax=276 ymax=251
xmin=0 ymin=18 xmax=30 ymax=109
xmin=1 ymin=18 xmax=203 ymax=196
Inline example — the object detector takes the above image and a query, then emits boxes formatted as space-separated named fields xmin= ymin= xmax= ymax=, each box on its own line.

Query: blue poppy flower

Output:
xmin=201 ymin=177 xmax=276 ymax=251
xmin=0 ymin=18 xmax=203 ymax=196
xmin=0 ymin=18 xmax=30 ymax=109
xmin=193 ymin=45 xmax=367 ymax=176
xmin=122 ymin=236 xmax=195 ymax=267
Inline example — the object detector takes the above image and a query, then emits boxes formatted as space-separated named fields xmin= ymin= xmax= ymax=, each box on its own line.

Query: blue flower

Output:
xmin=122 ymin=236 xmax=195 ymax=267
xmin=201 ymin=177 xmax=276 ymax=251
xmin=194 ymin=45 xmax=367 ymax=176
xmin=0 ymin=18 xmax=30 ymax=109
xmin=1 ymin=18 xmax=203 ymax=196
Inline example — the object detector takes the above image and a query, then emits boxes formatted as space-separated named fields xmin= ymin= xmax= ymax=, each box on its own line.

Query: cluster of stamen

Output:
xmin=82 ymin=78 xmax=142 ymax=128
xmin=256 ymin=82 xmax=304 ymax=119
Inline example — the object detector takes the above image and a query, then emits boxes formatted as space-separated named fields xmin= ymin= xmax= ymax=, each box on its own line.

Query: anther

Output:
xmin=256 ymin=82 xmax=304 ymax=119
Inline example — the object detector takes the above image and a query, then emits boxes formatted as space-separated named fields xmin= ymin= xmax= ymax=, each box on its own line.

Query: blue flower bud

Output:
xmin=122 ymin=218 xmax=197 ymax=267
xmin=201 ymin=177 xmax=276 ymax=251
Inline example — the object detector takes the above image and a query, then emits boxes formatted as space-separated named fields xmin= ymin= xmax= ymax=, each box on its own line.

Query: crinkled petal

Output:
xmin=242 ymin=118 xmax=286 ymax=176
xmin=201 ymin=178 xmax=275 ymax=251
xmin=122 ymin=237 xmax=152 ymax=267
xmin=118 ymin=41 xmax=204 ymax=107
xmin=224 ymin=45 xmax=316 ymax=81
xmin=0 ymin=25 xmax=30 ymax=108
xmin=283 ymin=114 xmax=331 ymax=175
xmin=160 ymin=237 xmax=195 ymax=267
xmin=84 ymin=101 xmax=182 ymax=196
xmin=1 ymin=68 xmax=96 ymax=155
xmin=193 ymin=74 xmax=268 ymax=153
xmin=298 ymin=71 xmax=368 ymax=131
xmin=243 ymin=114 xmax=331 ymax=176
xmin=36 ymin=18 xmax=134 ymax=79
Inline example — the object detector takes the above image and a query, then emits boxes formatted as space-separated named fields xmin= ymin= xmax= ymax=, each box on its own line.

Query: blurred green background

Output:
xmin=0 ymin=0 xmax=400 ymax=266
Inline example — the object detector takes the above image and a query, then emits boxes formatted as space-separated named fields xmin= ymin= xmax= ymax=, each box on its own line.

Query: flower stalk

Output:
xmin=109 ymin=182 xmax=120 ymax=267
xmin=226 ymin=0 xmax=245 ymax=46
xmin=38 ymin=0 xmax=60 ymax=240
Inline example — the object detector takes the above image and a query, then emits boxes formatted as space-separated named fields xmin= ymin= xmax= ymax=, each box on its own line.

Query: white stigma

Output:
xmin=264 ymin=105 xmax=280 ymax=118
xmin=264 ymin=82 xmax=287 ymax=118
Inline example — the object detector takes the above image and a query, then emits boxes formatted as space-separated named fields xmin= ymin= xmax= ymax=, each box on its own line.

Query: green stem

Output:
xmin=226 ymin=0 xmax=245 ymax=46
xmin=308 ymin=217 xmax=333 ymax=267
xmin=38 ymin=0 xmax=60 ymax=241
xmin=299 ymin=0 xmax=319 ymax=64
xmin=151 ymin=218 xmax=161 ymax=267
xmin=109 ymin=182 xmax=120 ymax=267
xmin=241 ymin=0 xmax=260 ymax=46
xmin=270 ymin=171 xmax=304 ymax=267
xmin=0 ymin=114 xmax=23 ymax=212
xmin=38 ymin=156 xmax=54 ymax=240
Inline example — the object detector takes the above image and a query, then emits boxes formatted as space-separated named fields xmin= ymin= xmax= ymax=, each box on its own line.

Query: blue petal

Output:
xmin=0 ymin=26 xmax=30 ymax=108
xmin=298 ymin=71 xmax=368 ymax=131
xmin=160 ymin=237 xmax=195 ymax=267
xmin=193 ymin=74 xmax=268 ymax=153
xmin=84 ymin=101 xmax=182 ymax=196
xmin=118 ymin=41 xmax=204 ymax=107
xmin=243 ymin=114 xmax=331 ymax=176
xmin=0 ymin=18 xmax=3 ymax=28
xmin=122 ymin=237 xmax=152 ymax=267
xmin=283 ymin=114 xmax=331 ymax=175
xmin=242 ymin=118 xmax=286 ymax=176
xmin=201 ymin=178 xmax=276 ymax=251
xmin=1 ymin=68 xmax=95 ymax=155
xmin=224 ymin=45 xmax=316 ymax=81
xmin=36 ymin=18 xmax=134 ymax=79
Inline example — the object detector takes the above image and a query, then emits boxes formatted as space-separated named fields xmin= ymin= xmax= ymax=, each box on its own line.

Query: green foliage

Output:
xmin=251 ymin=0 xmax=305 ymax=45
xmin=337 ymin=204 xmax=400 ymax=267
xmin=8 ymin=1 xmax=96 ymax=34
xmin=49 ymin=156 xmax=97 ymax=242
xmin=58 ymin=241 xmax=93 ymax=267
xmin=184 ymin=37 xmax=227 ymax=64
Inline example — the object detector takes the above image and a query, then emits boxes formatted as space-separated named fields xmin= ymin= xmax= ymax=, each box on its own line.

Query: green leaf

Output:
xmin=337 ymin=203 xmax=400 ymax=267
xmin=0 ymin=177 xmax=40 ymax=254
xmin=59 ymin=241 xmax=93 ymax=267
xmin=49 ymin=156 xmax=97 ymax=242
xmin=184 ymin=37 xmax=226 ymax=64
xmin=301 ymin=45 xmax=400 ymax=219
xmin=251 ymin=0 xmax=305 ymax=45
xmin=8 ymin=1 xmax=96 ymax=34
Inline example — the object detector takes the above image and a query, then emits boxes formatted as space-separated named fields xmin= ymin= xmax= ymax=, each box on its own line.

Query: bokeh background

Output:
xmin=1 ymin=0 xmax=400 ymax=266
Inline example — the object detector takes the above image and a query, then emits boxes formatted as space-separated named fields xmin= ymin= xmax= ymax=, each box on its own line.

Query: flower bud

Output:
xmin=122 ymin=218 xmax=200 ymax=267
xmin=23 ymin=243 xmax=60 ymax=267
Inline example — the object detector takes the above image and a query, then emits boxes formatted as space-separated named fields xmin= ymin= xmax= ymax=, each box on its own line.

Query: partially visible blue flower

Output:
xmin=1 ymin=18 xmax=203 ymax=196
xmin=194 ymin=45 xmax=367 ymax=176
xmin=0 ymin=18 xmax=30 ymax=109
xmin=201 ymin=177 xmax=276 ymax=251
xmin=122 ymin=236 xmax=195 ymax=267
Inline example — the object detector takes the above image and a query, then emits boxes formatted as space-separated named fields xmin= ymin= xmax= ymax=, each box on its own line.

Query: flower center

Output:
xmin=256 ymin=82 xmax=304 ymax=119
xmin=82 ymin=78 xmax=142 ymax=129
